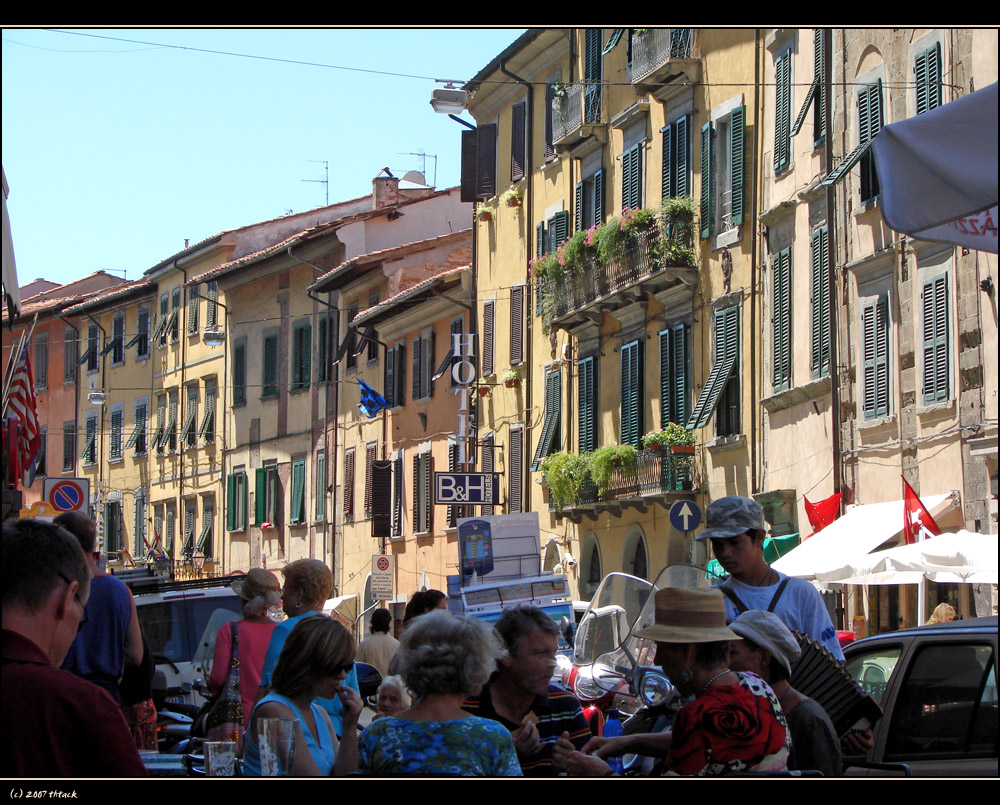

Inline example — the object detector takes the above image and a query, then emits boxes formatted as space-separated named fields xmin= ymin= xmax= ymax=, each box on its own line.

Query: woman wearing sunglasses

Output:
xmin=243 ymin=615 xmax=361 ymax=776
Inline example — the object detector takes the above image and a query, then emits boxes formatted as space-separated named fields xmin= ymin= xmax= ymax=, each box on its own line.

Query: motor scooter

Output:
xmin=570 ymin=564 xmax=723 ymax=775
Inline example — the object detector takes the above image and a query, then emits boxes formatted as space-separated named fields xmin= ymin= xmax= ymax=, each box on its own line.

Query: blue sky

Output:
xmin=2 ymin=27 xmax=526 ymax=288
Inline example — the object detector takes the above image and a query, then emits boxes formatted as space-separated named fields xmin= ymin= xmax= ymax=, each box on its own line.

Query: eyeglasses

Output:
xmin=326 ymin=661 xmax=354 ymax=677
xmin=57 ymin=572 xmax=88 ymax=632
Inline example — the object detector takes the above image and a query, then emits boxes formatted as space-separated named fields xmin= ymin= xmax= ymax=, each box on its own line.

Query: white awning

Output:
xmin=816 ymin=530 xmax=998 ymax=586
xmin=772 ymin=492 xmax=957 ymax=580
xmin=871 ymin=82 xmax=997 ymax=253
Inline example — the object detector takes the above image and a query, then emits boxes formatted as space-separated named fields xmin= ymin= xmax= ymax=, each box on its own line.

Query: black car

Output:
xmin=842 ymin=615 xmax=997 ymax=777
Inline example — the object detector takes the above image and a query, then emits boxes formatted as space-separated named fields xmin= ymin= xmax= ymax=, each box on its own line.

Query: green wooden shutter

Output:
xmin=531 ymin=370 xmax=562 ymax=470
xmin=110 ymin=409 xmax=123 ymax=460
xmin=730 ymin=105 xmax=745 ymax=226
xmin=813 ymin=28 xmax=827 ymax=141
xmin=862 ymin=298 xmax=891 ymax=419
xmin=536 ymin=221 xmax=547 ymax=257
xmin=622 ymin=143 xmax=643 ymax=212
xmin=508 ymin=427 xmax=523 ymax=514
xmin=316 ymin=454 xmax=326 ymax=521
xmin=675 ymin=116 xmax=689 ymax=198
xmin=922 ymin=275 xmax=949 ymax=403
xmin=575 ymin=181 xmax=585 ymax=232
xmin=687 ymin=306 xmax=739 ymax=430
xmin=672 ymin=323 xmax=689 ymax=428
xmin=291 ymin=460 xmax=305 ymax=523
xmin=411 ymin=335 xmax=423 ymax=399
xmin=226 ymin=473 xmax=236 ymax=531
xmin=772 ymin=248 xmax=792 ymax=392
xmin=700 ymin=121 xmax=713 ymax=239
xmin=774 ymin=51 xmax=792 ymax=173
xmin=593 ymin=169 xmax=605 ymax=222
xmin=263 ymin=335 xmax=278 ymax=397
xmin=621 ymin=340 xmax=643 ymax=447
xmin=661 ymin=123 xmax=674 ymax=200
xmin=578 ymin=356 xmax=596 ymax=454
xmin=915 ymin=43 xmax=943 ymax=115
xmin=255 ymin=467 xmax=266 ymax=525
xmin=482 ymin=302 xmax=495 ymax=377
xmin=551 ymin=210 xmax=570 ymax=248
xmin=810 ymin=227 xmax=831 ymax=378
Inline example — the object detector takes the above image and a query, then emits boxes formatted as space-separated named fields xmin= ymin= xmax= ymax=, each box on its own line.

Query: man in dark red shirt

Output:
xmin=2 ymin=518 xmax=147 ymax=777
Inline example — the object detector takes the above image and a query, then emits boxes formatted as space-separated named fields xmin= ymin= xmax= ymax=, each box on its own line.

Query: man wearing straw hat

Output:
xmin=697 ymin=496 xmax=844 ymax=661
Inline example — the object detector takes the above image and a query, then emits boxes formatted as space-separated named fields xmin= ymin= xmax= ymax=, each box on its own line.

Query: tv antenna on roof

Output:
xmin=303 ymin=160 xmax=329 ymax=207
xmin=399 ymin=152 xmax=437 ymax=188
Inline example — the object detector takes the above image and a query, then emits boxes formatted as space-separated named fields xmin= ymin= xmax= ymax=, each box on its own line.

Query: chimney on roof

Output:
xmin=373 ymin=167 xmax=399 ymax=210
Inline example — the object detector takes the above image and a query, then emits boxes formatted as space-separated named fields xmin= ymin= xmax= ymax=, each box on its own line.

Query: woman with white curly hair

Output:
xmin=373 ymin=675 xmax=412 ymax=720
xmin=358 ymin=610 xmax=522 ymax=776
xmin=207 ymin=567 xmax=281 ymax=743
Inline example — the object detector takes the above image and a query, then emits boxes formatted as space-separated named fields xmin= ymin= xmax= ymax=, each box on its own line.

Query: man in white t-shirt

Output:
xmin=697 ymin=496 xmax=845 ymax=662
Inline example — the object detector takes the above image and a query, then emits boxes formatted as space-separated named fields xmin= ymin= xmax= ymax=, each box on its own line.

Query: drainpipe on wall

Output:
xmin=825 ymin=28 xmax=842 ymax=506
xmin=500 ymin=56 xmax=534 ymax=514
xmin=750 ymin=29 xmax=762 ymax=494
xmin=83 ymin=311 xmax=107 ymax=540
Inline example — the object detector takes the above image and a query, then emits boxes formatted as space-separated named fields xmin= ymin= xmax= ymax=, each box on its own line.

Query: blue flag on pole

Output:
xmin=357 ymin=379 xmax=389 ymax=418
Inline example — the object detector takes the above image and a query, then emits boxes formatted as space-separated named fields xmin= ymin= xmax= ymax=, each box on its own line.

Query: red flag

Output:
xmin=5 ymin=342 xmax=40 ymax=488
xmin=902 ymin=477 xmax=942 ymax=545
xmin=804 ymin=493 xmax=842 ymax=538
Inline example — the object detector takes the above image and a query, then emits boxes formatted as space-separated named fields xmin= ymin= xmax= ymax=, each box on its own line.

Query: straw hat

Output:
xmin=231 ymin=567 xmax=280 ymax=602
xmin=635 ymin=587 xmax=739 ymax=643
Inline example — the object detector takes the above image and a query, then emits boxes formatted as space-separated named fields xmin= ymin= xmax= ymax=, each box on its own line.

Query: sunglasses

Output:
xmin=326 ymin=661 xmax=355 ymax=677
xmin=57 ymin=572 xmax=88 ymax=632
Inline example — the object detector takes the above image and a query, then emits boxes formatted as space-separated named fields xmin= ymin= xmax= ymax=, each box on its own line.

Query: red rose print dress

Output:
xmin=665 ymin=672 xmax=791 ymax=776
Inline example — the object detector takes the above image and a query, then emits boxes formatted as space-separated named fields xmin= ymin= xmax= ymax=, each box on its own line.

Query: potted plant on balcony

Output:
xmin=477 ymin=201 xmax=496 ymax=222
xmin=587 ymin=444 xmax=638 ymax=497
xmin=541 ymin=451 xmax=589 ymax=510
xmin=557 ymin=229 xmax=596 ymax=275
xmin=473 ymin=377 xmax=493 ymax=398
xmin=503 ymin=367 xmax=521 ymax=388
xmin=643 ymin=421 xmax=695 ymax=453
xmin=659 ymin=196 xmax=696 ymax=266
xmin=501 ymin=185 xmax=523 ymax=208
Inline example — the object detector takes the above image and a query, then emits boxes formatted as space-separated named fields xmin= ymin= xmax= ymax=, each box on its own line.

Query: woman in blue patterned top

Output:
xmin=358 ymin=610 xmax=522 ymax=777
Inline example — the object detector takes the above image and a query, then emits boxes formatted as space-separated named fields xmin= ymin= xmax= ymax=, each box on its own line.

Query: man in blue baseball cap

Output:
xmin=697 ymin=496 xmax=844 ymax=661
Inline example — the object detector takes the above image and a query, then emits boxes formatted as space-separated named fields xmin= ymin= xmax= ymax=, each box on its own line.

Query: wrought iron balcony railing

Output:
xmin=551 ymin=81 xmax=605 ymax=145
xmin=630 ymin=29 xmax=699 ymax=85
xmin=546 ymin=448 xmax=696 ymax=514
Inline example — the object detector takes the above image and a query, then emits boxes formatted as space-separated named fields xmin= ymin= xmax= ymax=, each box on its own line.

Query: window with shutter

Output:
xmin=292 ymin=323 xmax=311 ymax=391
xmin=921 ymin=274 xmax=949 ymax=404
xmin=413 ymin=450 xmax=432 ymax=534
xmin=206 ymin=282 xmax=218 ymax=329
xmin=199 ymin=384 xmax=216 ymax=442
xmin=344 ymin=449 xmax=356 ymax=524
xmin=197 ymin=501 xmax=214 ymax=557
xmin=774 ymin=48 xmax=792 ymax=174
xmin=460 ymin=122 xmax=498 ymax=202
xmin=182 ymin=501 xmax=196 ymax=557
xmin=364 ymin=443 xmax=376 ymax=519
xmin=170 ymin=288 xmax=181 ymax=342
xmin=262 ymin=334 xmax=279 ymax=398
xmin=511 ymin=101 xmax=527 ymax=182
xmin=661 ymin=116 xmax=690 ymax=201
xmin=508 ymin=426 xmax=524 ymax=514
xmin=548 ymin=211 xmax=570 ymax=252
xmin=64 ymin=329 xmax=78 ymax=383
xmin=861 ymin=296 xmax=891 ymax=419
xmin=33 ymin=333 xmax=48 ymax=390
xmin=482 ymin=301 xmax=495 ymax=377
xmin=810 ymin=227 xmax=832 ymax=379
xmin=793 ymin=29 xmax=827 ymax=144
xmin=391 ymin=451 xmax=404 ymax=537
xmin=233 ymin=341 xmax=247 ymax=405
xmin=109 ymin=405 xmax=124 ymax=461
xmin=315 ymin=454 xmax=326 ymax=522
xmin=291 ymin=459 xmax=306 ymax=524
xmin=660 ymin=324 xmax=689 ymax=428
xmin=134 ymin=307 xmax=150 ymax=360
xmin=701 ymin=103 xmax=745 ymax=238
xmin=772 ymin=248 xmax=793 ymax=392
xmin=134 ymin=490 xmax=146 ymax=557
xmin=858 ymin=81 xmax=883 ymax=202
xmin=622 ymin=142 xmax=644 ymax=212
xmin=86 ymin=324 xmax=99 ymax=373
xmin=127 ymin=401 xmax=147 ymax=455
xmin=544 ymin=81 xmax=556 ymax=162
xmin=687 ymin=305 xmax=740 ymax=431
xmin=181 ymin=388 xmax=197 ymax=449
xmin=82 ymin=415 xmax=97 ymax=465
xmin=578 ymin=356 xmax=597 ymax=454
xmin=63 ymin=422 xmax=75 ymax=472
xmin=510 ymin=286 xmax=524 ymax=365
xmin=111 ymin=314 xmax=125 ymax=366
xmin=620 ymin=340 xmax=644 ymax=447
xmin=227 ymin=473 xmax=237 ymax=531
xmin=188 ymin=285 xmax=199 ymax=335
xmin=531 ymin=370 xmax=562 ymax=470
xmin=915 ymin=42 xmax=942 ymax=115
xmin=584 ymin=29 xmax=603 ymax=123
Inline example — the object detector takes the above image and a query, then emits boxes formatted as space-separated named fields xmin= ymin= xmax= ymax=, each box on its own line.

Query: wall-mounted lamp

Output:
xmin=87 ymin=391 xmax=106 ymax=405
xmin=202 ymin=329 xmax=226 ymax=347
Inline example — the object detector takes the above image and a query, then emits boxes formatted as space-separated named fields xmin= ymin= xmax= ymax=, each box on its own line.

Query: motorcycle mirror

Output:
xmin=638 ymin=671 xmax=675 ymax=708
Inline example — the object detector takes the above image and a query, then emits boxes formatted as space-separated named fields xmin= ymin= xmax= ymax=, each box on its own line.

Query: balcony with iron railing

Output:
xmin=535 ymin=208 xmax=697 ymax=332
xmin=551 ymin=81 xmax=607 ymax=150
xmin=630 ymin=29 xmax=701 ymax=91
xmin=544 ymin=447 xmax=698 ymax=522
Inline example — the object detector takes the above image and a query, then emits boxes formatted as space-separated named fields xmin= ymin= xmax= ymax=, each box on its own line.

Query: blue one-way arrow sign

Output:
xmin=669 ymin=500 xmax=703 ymax=533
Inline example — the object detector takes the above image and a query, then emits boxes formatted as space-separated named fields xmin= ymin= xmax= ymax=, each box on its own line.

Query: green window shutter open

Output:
xmin=774 ymin=52 xmax=792 ymax=173
xmin=772 ymin=248 xmax=792 ymax=392
xmin=593 ymin=169 xmax=605 ymax=223
xmin=922 ymin=275 xmax=949 ymax=403
xmin=915 ymin=42 xmax=943 ymax=115
xmin=700 ymin=121 xmax=713 ymax=239
xmin=662 ymin=124 xmax=674 ymax=201
xmin=255 ymin=467 xmax=267 ymax=525
xmin=291 ymin=460 xmax=305 ymax=523
xmin=620 ymin=340 xmax=644 ymax=448
xmin=622 ymin=143 xmax=643 ymax=212
xmin=862 ymin=298 xmax=891 ymax=419
xmin=810 ymin=227 xmax=831 ymax=378
xmin=687 ymin=306 xmax=739 ymax=430
xmin=661 ymin=324 xmax=689 ymax=427
xmin=730 ymin=105 xmax=745 ymax=226
xmin=531 ymin=370 xmax=562 ymax=470
xmin=226 ymin=473 xmax=236 ymax=531
xmin=316 ymin=454 xmax=326 ymax=521
xmin=578 ymin=356 xmax=597 ymax=454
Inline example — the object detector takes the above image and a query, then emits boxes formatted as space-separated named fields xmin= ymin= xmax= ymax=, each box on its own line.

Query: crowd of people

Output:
xmin=3 ymin=496 xmax=867 ymax=778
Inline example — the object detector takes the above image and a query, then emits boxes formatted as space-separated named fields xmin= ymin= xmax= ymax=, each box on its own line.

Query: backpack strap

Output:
xmin=766 ymin=577 xmax=791 ymax=613
xmin=719 ymin=579 xmax=748 ymax=613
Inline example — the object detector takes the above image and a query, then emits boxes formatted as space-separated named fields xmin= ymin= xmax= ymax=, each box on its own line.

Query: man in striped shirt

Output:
xmin=464 ymin=605 xmax=592 ymax=776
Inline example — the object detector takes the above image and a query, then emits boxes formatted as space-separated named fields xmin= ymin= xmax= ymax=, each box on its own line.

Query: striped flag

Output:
xmin=6 ymin=341 xmax=40 ymax=487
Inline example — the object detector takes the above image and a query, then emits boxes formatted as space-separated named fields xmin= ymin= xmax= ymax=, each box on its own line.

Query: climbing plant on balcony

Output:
xmin=588 ymin=444 xmax=638 ymax=497
xmin=659 ymin=196 xmax=696 ymax=266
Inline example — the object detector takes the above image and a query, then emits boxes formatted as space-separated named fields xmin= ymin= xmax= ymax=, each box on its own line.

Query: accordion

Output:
xmin=789 ymin=632 xmax=883 ymax=738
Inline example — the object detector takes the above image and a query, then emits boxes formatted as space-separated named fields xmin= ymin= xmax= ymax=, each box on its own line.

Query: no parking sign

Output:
xmin=43 ymin=478 xmax=91 ymax=513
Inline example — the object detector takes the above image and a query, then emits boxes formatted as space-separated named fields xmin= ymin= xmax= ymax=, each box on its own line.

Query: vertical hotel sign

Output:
xmin=452 ymin=331 xmax=477 ymax=469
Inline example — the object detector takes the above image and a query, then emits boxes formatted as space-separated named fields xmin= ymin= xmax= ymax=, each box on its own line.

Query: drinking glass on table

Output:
xmin=258 ymin=718 xmax=297 ymax=776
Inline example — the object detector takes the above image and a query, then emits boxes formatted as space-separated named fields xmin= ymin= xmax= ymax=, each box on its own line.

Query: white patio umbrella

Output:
xmin=871 ymin=81 xmax=997 ymax=253
xmin=816 ymin=530 xmax=998 ymax=586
